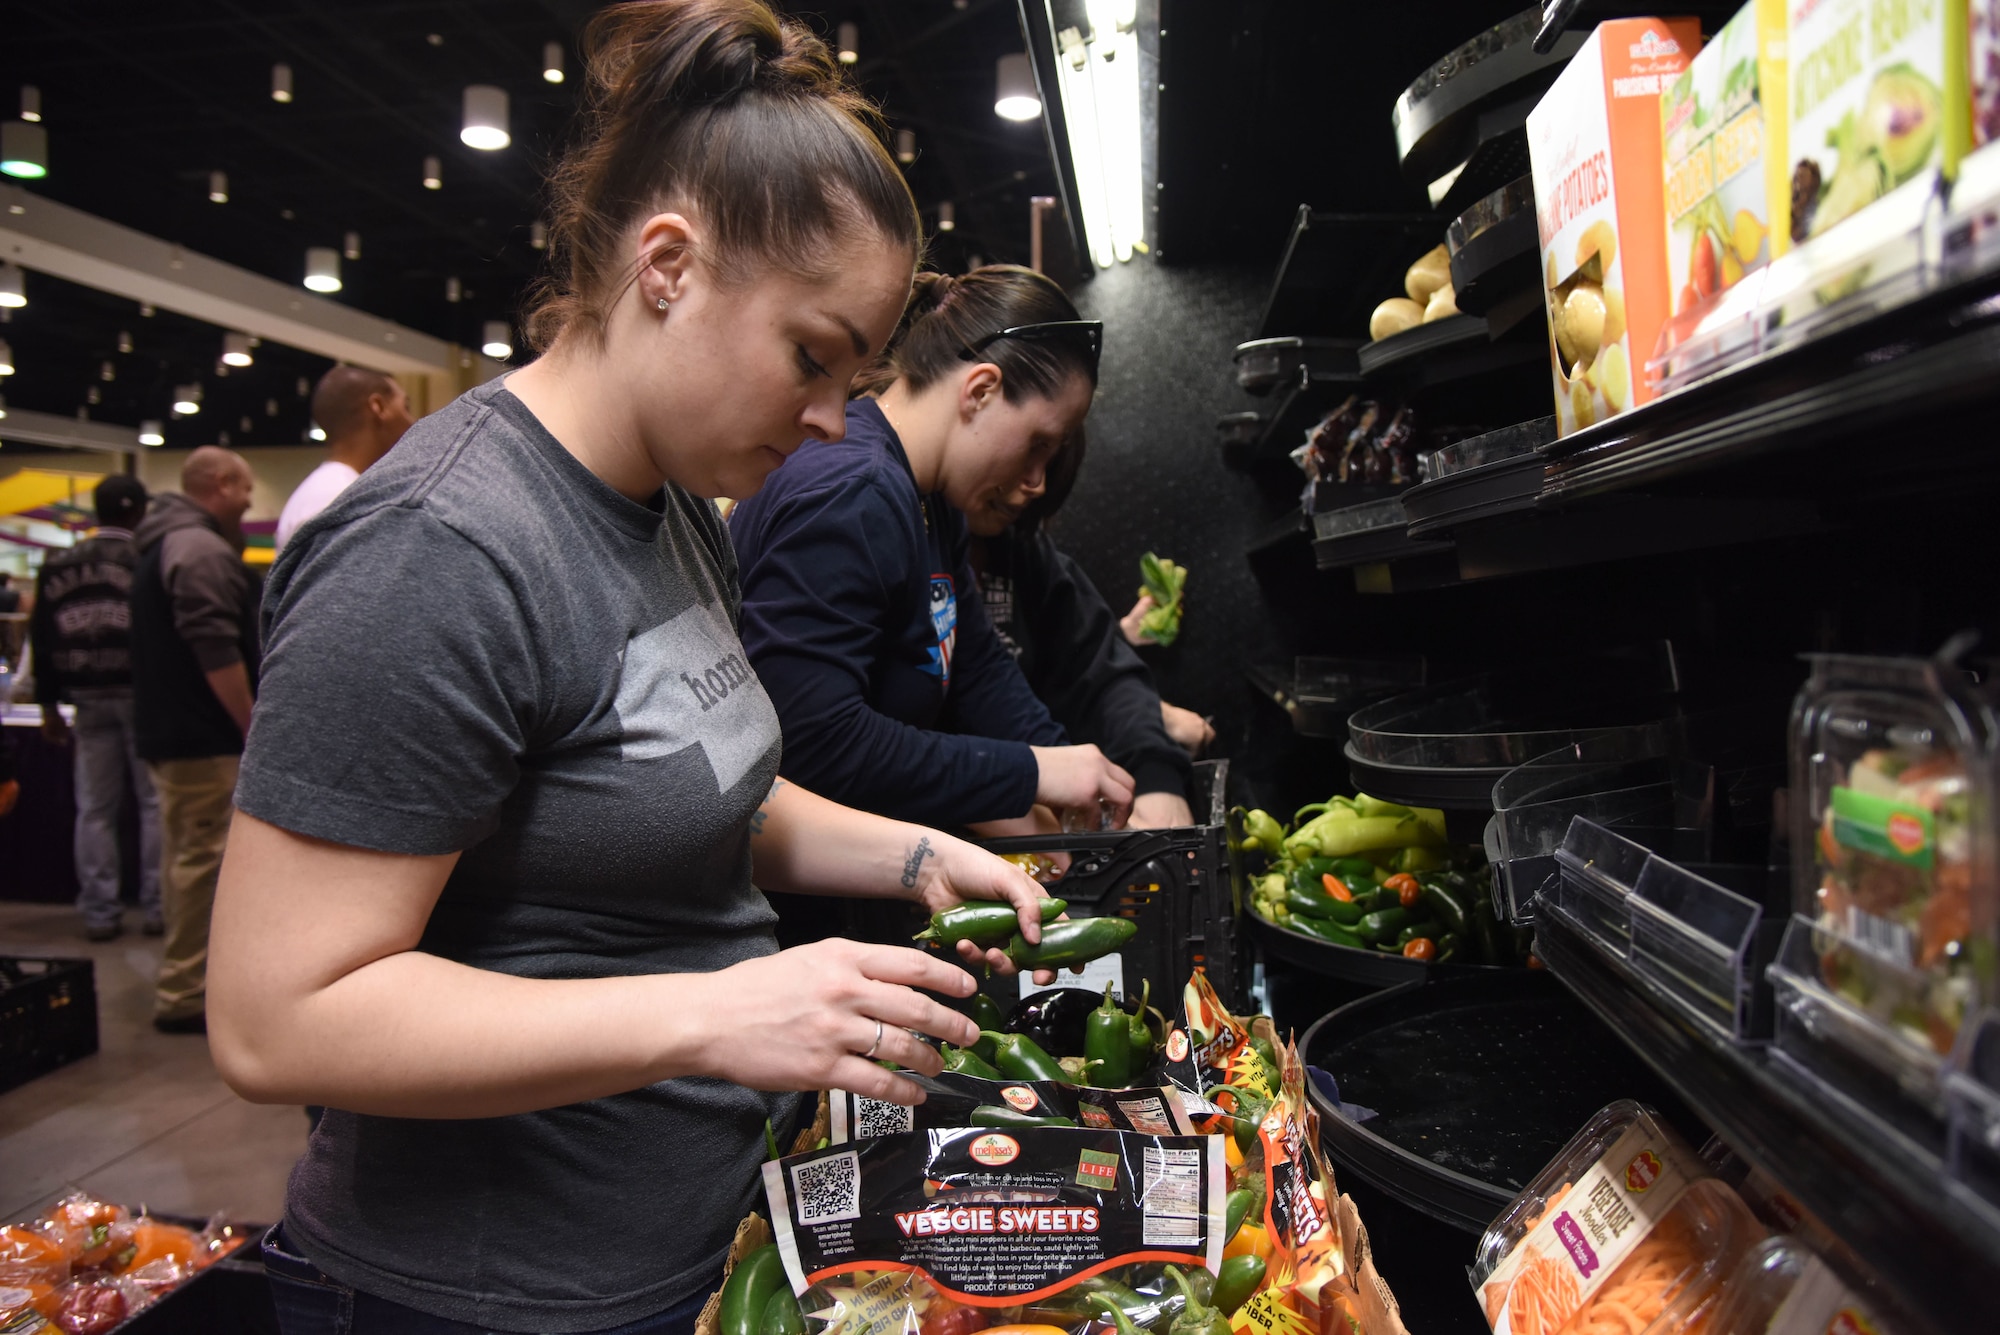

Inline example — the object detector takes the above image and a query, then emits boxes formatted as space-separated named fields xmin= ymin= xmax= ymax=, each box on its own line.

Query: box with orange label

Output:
xmin=1527 ymin=17 xmax=1701 ymax=435
xmin=1661 ymin=0 xmax=1789 ymax=330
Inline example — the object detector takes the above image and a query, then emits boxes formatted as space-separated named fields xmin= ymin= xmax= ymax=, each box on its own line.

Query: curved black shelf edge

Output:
xmin=1246 ymin=908 xmax=1507 ymax=986
xmin=1536 ymin=910 xmax=2000 ymax=1335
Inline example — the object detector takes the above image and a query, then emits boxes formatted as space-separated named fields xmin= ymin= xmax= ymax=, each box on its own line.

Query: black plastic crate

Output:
xmin=0 ymin=956 xmax=98 ymax=1094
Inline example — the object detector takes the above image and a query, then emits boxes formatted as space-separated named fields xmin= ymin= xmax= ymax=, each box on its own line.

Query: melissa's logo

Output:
xmin=1629 ymin=29 xmax=1683 ymax=58
xmin=969 ymin=1134 xmax=1020 ymax=1166
xmin=1001 ymin=1085 xmax=1039 ymax=1112
xmin=1165 ymin=1029 xmax=1191 ymax=1063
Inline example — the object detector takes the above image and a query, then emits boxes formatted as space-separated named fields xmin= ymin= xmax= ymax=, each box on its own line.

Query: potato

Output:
xmin=1369 ymin=297 xmax=1425 ymax=342
xmin=1570 ymin=375 xmax=1596 ymax=430
xmin=1576 ymin=219 xmax=1617 ymax=272
xmin=1405 ymin=245 xmax=1451 ymax=304
xmin=1423 ymin=282 xmax=1459 ymax=323
xmin=1549 ymin=290 xmax=1580 ymax=369
xmin=1562 ymin=282 xmax=1607 ymax=365
xmin=1598 ymin=343 xmax=1629 ymax=410
xmin=1602 ymin=285 xmax=1626 ymax=346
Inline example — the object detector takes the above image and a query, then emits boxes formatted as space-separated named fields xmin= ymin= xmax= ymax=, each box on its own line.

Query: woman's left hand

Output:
xmin=908 ymin=834 xmax=1061 ymax=984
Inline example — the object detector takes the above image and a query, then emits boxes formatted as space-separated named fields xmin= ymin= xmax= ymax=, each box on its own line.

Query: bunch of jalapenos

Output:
xmin=936 ymin=981 xmax=1163 ymax=1097
xmin=1237 ymin=796 xmax=1530 ymax=967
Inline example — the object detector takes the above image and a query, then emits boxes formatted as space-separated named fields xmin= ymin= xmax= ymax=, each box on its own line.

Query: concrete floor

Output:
xmin=0 ymin=901 xmax=304 ymax=1226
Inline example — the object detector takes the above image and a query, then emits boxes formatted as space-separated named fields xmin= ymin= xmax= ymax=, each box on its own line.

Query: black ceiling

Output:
xmin=0 ymin=0 xmax=1060 ymax=449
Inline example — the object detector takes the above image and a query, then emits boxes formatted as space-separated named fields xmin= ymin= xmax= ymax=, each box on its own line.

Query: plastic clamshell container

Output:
xmin=1470 ymin=1100 xmax=1765 ymax=1335
xmin=1788 ymin=651 xmax=1997 ymax=1069
xmin=1708 ymin=1235 xmax=1895 ymax=1335
xmin=1946 ymin=1006 xmax=2000 ymax=1209
xmin=1423 ymin=415 xmax=1556 ymax=480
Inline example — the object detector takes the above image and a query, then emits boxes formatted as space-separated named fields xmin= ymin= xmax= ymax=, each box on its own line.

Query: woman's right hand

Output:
xmin=689 ymin=939 xmax=983 ymax=1106
xmin=1030 ymin=744 xmax=1134 ymax=827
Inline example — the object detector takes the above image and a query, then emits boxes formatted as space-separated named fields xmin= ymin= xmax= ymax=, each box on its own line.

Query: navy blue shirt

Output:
xmin=731 ymin=398 xmax=1063 ymax=826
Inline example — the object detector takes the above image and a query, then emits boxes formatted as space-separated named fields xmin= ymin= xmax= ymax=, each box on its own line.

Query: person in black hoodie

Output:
xmin=731 ymin=266 xmax=1136 ymax=843
xmin=31 ymin=473 xmax=164 ymax=940
xmin=965 ymin=427 xmax=1213 ymax=829
xmin=130 ymin=446 xmax=257 ymax=1032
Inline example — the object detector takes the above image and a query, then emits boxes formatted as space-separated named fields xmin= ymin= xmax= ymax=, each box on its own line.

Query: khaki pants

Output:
xmin=147 ymin=755 xmax=240 ymax=1023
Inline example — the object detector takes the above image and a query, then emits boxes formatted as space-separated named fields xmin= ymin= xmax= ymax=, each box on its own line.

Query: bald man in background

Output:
xmin=131 ymin=446 xmax=259 ymax=1033
xmin=276 ymin=366 xmax=414 ymax=549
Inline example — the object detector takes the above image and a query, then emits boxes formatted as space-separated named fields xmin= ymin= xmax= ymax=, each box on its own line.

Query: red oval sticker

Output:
xmin=1001 ymin=1085 xmax=1039 ymax=1112
xmin=1166 ymin=1029 xmax=1191 ymax=1063
xmin=969 ymin=1133 xmax=1020 ymax=1166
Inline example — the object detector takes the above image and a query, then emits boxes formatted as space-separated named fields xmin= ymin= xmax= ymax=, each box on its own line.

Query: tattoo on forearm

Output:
xmin=750 ymin=778 xmax=788 ymax=837
xmin=900 ymin=836 xmax=935 ymax=889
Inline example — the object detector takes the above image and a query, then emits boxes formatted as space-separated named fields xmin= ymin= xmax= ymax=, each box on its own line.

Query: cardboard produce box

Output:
xmin=1528 ymin=17 xmax=1702 ymax=436
xmin=1662 ymin=0 xmax=1789 ymax=326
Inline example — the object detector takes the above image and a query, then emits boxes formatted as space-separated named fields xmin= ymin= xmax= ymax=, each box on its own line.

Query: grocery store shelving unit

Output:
xmin=1537 ymin=909 xmax=2000 ymax=1335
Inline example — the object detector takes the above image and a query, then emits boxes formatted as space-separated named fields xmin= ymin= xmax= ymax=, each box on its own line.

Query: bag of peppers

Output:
xmin=830 ymin=1072 xmax=1196 ymax=1142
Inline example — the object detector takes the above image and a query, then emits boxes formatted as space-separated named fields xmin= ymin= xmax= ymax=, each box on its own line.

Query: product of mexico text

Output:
xmin=1469 ymin=1101 xmax=1765 ymax=1335
xmin=763 ymin=1128 xmax=1225 ymax=1335
xmin=1528 ymin=17 xmax=1701 ymax=435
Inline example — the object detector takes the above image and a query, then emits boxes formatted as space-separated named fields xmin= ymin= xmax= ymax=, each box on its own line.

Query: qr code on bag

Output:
xmin=792 ymin=1151 xmax=862 ymax=1225
xmin=854 ymin=1096 xmax=915 ymax=1139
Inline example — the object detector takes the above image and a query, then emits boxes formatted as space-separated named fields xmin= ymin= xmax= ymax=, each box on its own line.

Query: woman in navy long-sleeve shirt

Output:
xmin=731 ymin=266 xmax=1134 ymax=844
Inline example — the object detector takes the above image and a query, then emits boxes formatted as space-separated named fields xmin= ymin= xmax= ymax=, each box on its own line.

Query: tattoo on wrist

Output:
xmin=750 ymin=778 xmax=788 ymax=837
xmin=900 ymin=836 xmax=935 ymax=890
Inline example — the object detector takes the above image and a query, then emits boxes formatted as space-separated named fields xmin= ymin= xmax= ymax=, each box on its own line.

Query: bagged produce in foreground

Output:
xmin=1470 ymin=1101 xmax=1765 ymax=1335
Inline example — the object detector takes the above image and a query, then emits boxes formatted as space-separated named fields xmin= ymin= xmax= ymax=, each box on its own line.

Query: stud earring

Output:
xmin=656 ymin=297 xmax=669 ymax=311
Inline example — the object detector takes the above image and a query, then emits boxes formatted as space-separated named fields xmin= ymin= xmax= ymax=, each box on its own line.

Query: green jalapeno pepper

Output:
xmin=719 ymin=1244 xmax=786 ymax=1335
xmin=941 ymin=1043 xmax=1003 ymax=1079
xmin=1284 ymin=887 xmax=1366 ymax=925
xmin=1006 ymin=916 xmax=1137 ymax=969
xmin=981 ymin=1030 xmax=1066 ymax=1083
xmin=1126 ymin=979 xmax=1155 ymax=1062
xmin=1224 ymin=1187 xmax=1259 ymax=1243
xmin=1165 ymin=1266 xmax=1232 ymax=1335
xmin=915 ymin=898 xmax=1069 ymax=947
xmin=1084 ymin=982 xmax=1134 ymax=1087
xmin=759 ymin=1288 xmax=805 ymax=1335
xmin=1212 ymin=1256 xmax=1266 ymax=1317
xmin=969 ymin=1104 xmax=1076 ymax=1128
xmin=1285 ymin=914 xmax=1366 ymax=949
xmin=1357 ymin=905 xmax=1416 ymax=944
xmin=1088 ymin=1293 xmax=1147 ymax=1335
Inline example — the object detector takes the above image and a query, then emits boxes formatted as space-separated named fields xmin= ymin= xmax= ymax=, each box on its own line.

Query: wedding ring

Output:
xmin=861 ymin=1019 xmax=884 ymax=1059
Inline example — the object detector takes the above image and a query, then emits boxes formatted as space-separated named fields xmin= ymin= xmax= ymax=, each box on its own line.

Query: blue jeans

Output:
xmin=262 ymin=1225 xmax=719 ymax=1335
xmin=70 ymin=694 xmax=161 ymax=929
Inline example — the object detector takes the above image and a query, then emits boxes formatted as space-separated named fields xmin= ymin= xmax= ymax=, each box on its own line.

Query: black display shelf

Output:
xmin=1221 ymin=376 xmax=1349 ymax=468
xmin=1256 ymin=209 xmax=1442 ymax=342
xmin=1313 ymin=521 xmax=1453 ymax=573
xmin=1357 ymin=315 xmax=1546 ymax=390
xmin=1244 ymin=655 xmax=1428 ymax=739
xmin=1537 ymin=907 xmax=1998 ymax=1335
xmin=1402 ymin=415 xmax=1553 ymax=537
xmin=1246 ymin=909 xmax=1509 ymax=989
xmin=1541 ymin=263 xmax=2000 ymax=503
xmin=1446 ymin=176 xmax=1538 ymax=323
xmin=1393 ymin=9 xmax=1584 ymax=189
xmin=1234 ymin=337 xmax=1364 ymax=396
xmin=1244 ymin=505 xmax=1307 ymax=556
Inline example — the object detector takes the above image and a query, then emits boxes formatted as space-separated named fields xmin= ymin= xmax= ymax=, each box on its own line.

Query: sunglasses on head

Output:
xmin=957 ymin=320 xmax=1104 ymax=380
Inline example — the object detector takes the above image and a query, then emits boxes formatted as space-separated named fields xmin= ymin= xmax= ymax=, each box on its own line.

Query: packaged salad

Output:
xmin=1470 ymin=1101 xmax=1764 ymax=1335
xmin=1787 ymin=650 xmax=1998 ymax=1058
xmin=1707 ymin=1235 xmax=1897 ymax=1335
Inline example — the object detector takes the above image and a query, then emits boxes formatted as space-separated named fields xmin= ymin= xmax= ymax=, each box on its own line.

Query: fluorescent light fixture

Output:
xmin=222 ymin=332 xmax=254 ymax=367
xmin=995 ymin=53 xmax=1041 ymax=121
xmin=139 ymin=420 xmax=164 ymax=446
xmin=529 ymin=219 xmax=548 ymax=250
xmin=422 ymin=154 xmax=442 ymax=189
xmin=303 ymin=246 xmax=342 ymax=293
xmin=0 ymin=340 xmax=11 ymax=374
xmin=172 ymin=384 xmax=201 ymax=416
xmin=208 ymin=170 xmax=228 ymax=203
xmin=1051 ymin=2 xmax=1144 ymax=268
xmin=0 ymin=263 xmax=24 ymax=308
xmin=271 ymin=63 xmax=293 ymax=103
xmin=19 ymin=86 xmax=40 ymax=123
xmin=895 ymin=128 xmax=916 ymax=164
xmin=543 ymin=41 xmax=565 ymax=84
xmin=343 ymin=230 xmax=361 ymax=260
xmin=481 ymin=320 xmax=513 ymax=359
xmin=1 ymin=120 xmax=48 ymax=178
xmin=837 ymin=22 xmax=859 ymax=64
xmin=309 ymin=426 xmax=326 ymax=441
xmin=937 ymin=200 xmax=956 ymax=232
xmin=461 ymin=85 xmax=510 ymax=150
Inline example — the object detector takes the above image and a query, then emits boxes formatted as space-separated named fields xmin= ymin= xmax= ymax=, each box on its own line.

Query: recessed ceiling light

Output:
xmin=271 ymin=63 xmax=293 ymax=103
xmin=896 ymin=128 xmax=916 ymax=164
xmin=139 ymin=420 xmax=164 ymax=446
xmin=937 ymin=201 xmax=956 ymax=232
xmin=0 ymin=339 xmax=12 ymax=374
xmin=19 ymin=86 xmax=40 ymax=123
xmin=994 ymin=54 xmax=1041 ymax=121
xmin=222 ymin=332 xmax=254 ymax=367
xmin=837 ymin=22 xmax=859 ymax=64
xmin=427 ymin=33 xmax=444 ymax=47
xmin=461 ymin=86 xmax=510 ymax=151
xmin=343 ymin=230 xmax=361 ymax=261
xmin=100 ymin=360 xmax=114 ymax=381
xmin=309 ymin=426 xmax=326 ymax=441
xmin=482 ymin=321 xmax=513 ymax=359
xmin=303 ymin=246 xmax=341 ymax=293
xmin=172 ymin=384 xmax=201 ymax=415
xmin=0 ymin=263 xmax=25 ymax=308
xmin=209 ymin=170 xmax=228 ymax=203
xmin=445 ymin=276 xmax=461 ymax=303
xmin=543 ymin=41 xmax=565 ymax=84
xmin=529 ymin=219 xmax=548 ymax=250
xmin=139 ymin=302 xmax=155 ymax=317
xmin=117 ymin=330 xmax=132 ymax=354
xmin=423 ymin=155 xmax=443 ymax=190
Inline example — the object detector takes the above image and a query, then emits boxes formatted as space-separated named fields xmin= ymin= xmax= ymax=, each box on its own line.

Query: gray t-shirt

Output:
xmin=236 ymin=379 xmax=795 ymax=1332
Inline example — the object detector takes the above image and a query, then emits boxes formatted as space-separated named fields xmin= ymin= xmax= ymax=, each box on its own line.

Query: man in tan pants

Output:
xmin=130 ymin=448 xmax=258 ymax=1033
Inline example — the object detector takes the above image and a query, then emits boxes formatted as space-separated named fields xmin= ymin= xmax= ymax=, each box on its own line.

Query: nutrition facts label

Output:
xmin=1141 ymin=1146 xmax=1203 ymax=1246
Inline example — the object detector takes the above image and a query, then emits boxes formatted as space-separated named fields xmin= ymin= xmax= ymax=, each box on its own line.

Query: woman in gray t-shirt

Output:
xmin=208 ymin=5 xmax=1067 ymax=1333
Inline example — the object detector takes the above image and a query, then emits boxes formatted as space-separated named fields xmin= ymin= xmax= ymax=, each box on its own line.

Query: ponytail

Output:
xmin=529 ymin=0 xmax=920 ymax=351
xmin=858 ymin=264 xmax=1092 ymax=405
